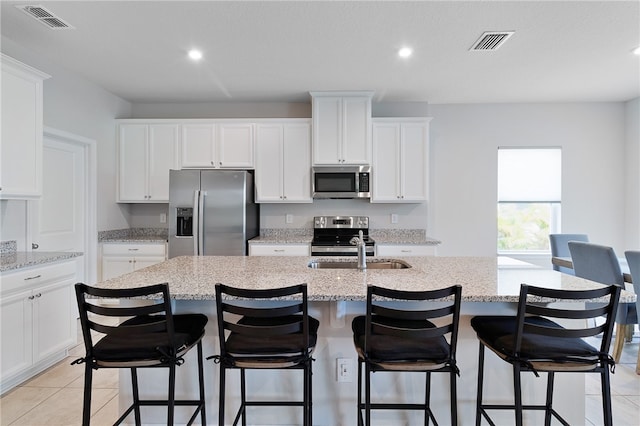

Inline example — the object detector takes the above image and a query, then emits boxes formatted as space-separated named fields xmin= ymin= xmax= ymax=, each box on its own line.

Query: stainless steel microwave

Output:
xmin=312 ymin=166 xmax=371 ymax=199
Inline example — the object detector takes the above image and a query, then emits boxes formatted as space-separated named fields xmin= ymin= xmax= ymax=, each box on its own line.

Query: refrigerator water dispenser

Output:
xmin=176 ymin=207 xmax=193 ymax=237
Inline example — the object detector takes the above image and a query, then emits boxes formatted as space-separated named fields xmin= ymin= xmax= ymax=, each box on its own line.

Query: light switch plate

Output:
xmin=391 ymin=214 xmax=399 ymax=224
xmin=286 ymin=214 xmax=293 ymax=224
xmin=160 ymin=213 xmax=167 ymax=223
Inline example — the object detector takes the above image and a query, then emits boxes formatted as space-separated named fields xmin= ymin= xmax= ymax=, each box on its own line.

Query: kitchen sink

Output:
xmin=307 ymin=259 xmax=412 ymax=269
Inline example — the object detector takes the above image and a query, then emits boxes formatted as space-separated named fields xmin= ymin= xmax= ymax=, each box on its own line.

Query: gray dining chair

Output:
xmin=549 ymin=233 xmax=589 ymax=274
xmin=568 ymin=241 xmax=637 ymax=363
xmin=623 ymin=250 xmax=640 ymax=374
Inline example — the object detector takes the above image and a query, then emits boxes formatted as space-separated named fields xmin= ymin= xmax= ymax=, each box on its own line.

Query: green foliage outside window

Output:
xmin=497 ymin=203 xmax=553 ymax=251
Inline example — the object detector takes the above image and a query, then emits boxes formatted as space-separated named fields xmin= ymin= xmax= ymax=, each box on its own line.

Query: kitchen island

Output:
xmin=97 ymin=255 xmax=635 ymax=425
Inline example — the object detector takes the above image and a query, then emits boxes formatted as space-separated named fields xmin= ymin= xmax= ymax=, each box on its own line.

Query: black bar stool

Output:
xmin=351 ymin=284 xmax=462 ymax=426
xmin=471 ymin=283 xmax=621 ymax=426
xmin=73 ymin=282 xmax=207 ymax=426
xmin=212 ymin=283 xmax=319 ymax=426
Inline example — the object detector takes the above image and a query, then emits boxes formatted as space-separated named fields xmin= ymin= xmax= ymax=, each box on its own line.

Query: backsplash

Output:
xmin=0 ymin=240 xmax=17 ymax=255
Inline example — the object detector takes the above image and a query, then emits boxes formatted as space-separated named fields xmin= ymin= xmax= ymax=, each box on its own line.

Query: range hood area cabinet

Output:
xmin=371 ymin=118 xmax=431 ymax=203
xmin=117 ymin=121 xmax=180 ymax=203
xmin=310 ymin=91 xmax=373 ymax=165
xmin=0 ymin=54 xmax=50 ymax=200
xmin=255 ymin=120 xmax=312 ymax=203
xmin=181 ymin=121 xmax=254 ymax=169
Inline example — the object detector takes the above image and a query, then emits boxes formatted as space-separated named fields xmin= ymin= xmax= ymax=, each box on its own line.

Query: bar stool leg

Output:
xmin=450 ymin=368 xmax=458 ymax=426
xmin=357 ymin=358 xmax=364 ymax=426
xmin=81 ymin=362 xmax=93 ymax=426
xmin=167 ymin=364 xmax=176 ymax=426
xmin=365 ymin=363 xmax=372 ymax=426
xmin=544 ymin=372 xmax=554 ymax=426
xmin=425 ymin=371 xmax=431 ymax=426
xmin=218 ymin=365 xmax=226 ymax=426
xmin=475 ymin=342 xmax=485 ymax=426
xmin=197 ymin=342 xmax=207 ymax=425
xmin=240 ymin=369 xmax=247 ymax=426
xmin=131 ymin=367 xmax=141 ymax=425
xmin=601 ymin=368 xmax=613 ymax=426
xmin=513 ymin=364 xmax=523 ymax=426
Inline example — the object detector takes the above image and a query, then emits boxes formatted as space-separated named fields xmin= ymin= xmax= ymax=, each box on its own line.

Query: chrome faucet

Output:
xmin=350 ymin=230 xmax=367 ymax=270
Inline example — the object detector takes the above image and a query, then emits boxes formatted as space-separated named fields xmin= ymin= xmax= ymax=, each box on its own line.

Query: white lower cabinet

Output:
xmin=376 ymin=244 xmax=437 ymax=257
xmin=1 ymin=259 xmax=78 ymax=393
xmin=249 ymin=243 xmax=310 ymax=256
xmin=101 ymin=243 xmax=166 ymax=280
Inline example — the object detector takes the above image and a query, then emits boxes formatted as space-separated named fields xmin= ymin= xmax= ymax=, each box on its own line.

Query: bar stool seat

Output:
xmin=213 ymin=283 xmax=319 ymax=426
xmin=352 ymin=284 xmax=462 ymax=426
xmin=73 ymin=282 xmax=207 ymax=426
xmin=471 ymin=283 xmax=621 ymax=426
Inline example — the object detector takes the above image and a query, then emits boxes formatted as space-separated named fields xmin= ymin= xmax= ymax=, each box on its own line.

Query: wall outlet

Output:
xmin=391 ymin=213 xmax=399 ymax=224
xmin=337 ymin=358 xmax=353 ymax=382
xmin=160 ymin=213 xmax=167 ymax=223
xmin=286 ymin=214 xmax=293 ymax=224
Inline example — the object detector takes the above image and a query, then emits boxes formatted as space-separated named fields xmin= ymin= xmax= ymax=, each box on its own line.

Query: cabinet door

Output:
xmin=312 ymin=97 xmax=342 ymax=164
xmin=102 ymin=257 xmax=135 ymax=280
xmin=218 ymin=123 xmax=254 ymax=168
xmin=0 ymin=58 xmax=47 ymax=199
xmin=400 ymin=123 xmax=429 ymax=201
xmin=32 ymin=280 xmax=75 ymax=363
xmin=181 ymin=124 xmax=216 ymax=168
xmin=148 ymin=124 xmax=179 ymax=201
xmin=255 ymin=124 xmax=285 ymax=202
xmin=283 ymin=124 xmax=312 ymax=202
xmin=0 ymin=290 xmax=33 ymax=381
xmin=372 ymin=123 xmax=401 ymax=202
xmin=118 ymin=124 xmax=148 ymax=201
xmin=342 ymin=97 xmax=371 ymax=164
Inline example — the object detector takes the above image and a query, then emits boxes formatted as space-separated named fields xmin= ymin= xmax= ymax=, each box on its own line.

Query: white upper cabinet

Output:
xmin=0 ymin=55 xmax=50 ymax=199
xmin=181 ymin=121 xmax=254 ymax=169
xmin=311 ymin=91 xmax=373 ymax=165
xmin=118 ymin=122 xmax=179 ymax=202
xmin=255 ymin=120 xmax=312 ymax=203
xmin=372 ymin=118 xmax=431 ymax=203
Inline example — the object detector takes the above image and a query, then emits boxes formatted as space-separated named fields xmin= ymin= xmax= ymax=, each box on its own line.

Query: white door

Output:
xmin=31 ymin=137 xmax=85 ymax=253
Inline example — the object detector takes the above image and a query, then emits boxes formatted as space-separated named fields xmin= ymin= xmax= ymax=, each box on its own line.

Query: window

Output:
xmin=497 ymin=148 xmax=561 ymax=252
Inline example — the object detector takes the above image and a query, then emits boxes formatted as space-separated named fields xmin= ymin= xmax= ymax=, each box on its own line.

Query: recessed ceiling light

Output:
xmin=188 ymin=49 xmax=203 ymax=61
xmin=398 ymin=47 xmax=413 ymax=58
xmin=633 ymin=46 xmax=640 ymax=55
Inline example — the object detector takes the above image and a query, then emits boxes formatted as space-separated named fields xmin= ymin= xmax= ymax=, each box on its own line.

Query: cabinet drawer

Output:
xmin=1 ymin=260 xmax=77 ymax=295
xmin=376 ymin=245 xmax=436 ymax=257
xmin=102 ymin=243 xmax=166 ymax=257
xmin=249 ymin=244 xmax=310 ymax=256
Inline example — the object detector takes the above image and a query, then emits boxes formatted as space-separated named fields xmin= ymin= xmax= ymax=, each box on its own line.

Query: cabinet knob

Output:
xmin=35 ymin=293 xmax=42 ymax=298
xmin=219 ymin=162 xmax=222 ymax=166
xmin=211 ymin=161 xmax=214 ymax=166
xmin=28 ymin=295 xmax=35 ymax=300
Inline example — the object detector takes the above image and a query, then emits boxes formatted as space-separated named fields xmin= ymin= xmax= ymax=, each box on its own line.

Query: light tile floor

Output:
xmin=1 ymin=329 xmax=639 ymax=425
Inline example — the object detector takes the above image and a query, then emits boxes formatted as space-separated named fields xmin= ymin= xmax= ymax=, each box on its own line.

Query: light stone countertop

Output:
xmin=1 ymin=251 xmax=83 ymax=273
xmin=96 ymin=255 xmax=636 ymax=303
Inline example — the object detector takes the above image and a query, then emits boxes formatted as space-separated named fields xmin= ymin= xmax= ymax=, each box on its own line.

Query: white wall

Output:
xmin=428 ymin=102 xmax=628 ymax=256
xmin=625 ymin=97 xmax=640 ymax=249
xmin=1 ymin=37 xmax=132 ymax=237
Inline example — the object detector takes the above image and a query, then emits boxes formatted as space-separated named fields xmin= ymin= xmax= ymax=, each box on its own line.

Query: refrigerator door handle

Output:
xmin=197 ymin=190 xmax=206 ymax=255
xmin=193 ymin=190 xmax=200 ymax=255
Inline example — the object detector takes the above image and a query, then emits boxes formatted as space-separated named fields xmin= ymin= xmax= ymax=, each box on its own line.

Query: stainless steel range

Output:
xmin=311 ymin=216 xmax=375 ymax=256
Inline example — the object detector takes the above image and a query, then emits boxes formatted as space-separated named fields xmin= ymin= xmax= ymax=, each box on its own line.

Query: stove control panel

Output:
xmin=314 ymin=216 xmax=369 ymax=229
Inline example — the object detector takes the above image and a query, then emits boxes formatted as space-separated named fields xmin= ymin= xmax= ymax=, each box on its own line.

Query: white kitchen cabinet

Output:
xmin=118 ymin=122 xmax=179 ymax=202
xmin=310 ymin=92 xmax=373 ymax=165
xmin=1 ymin=259 xmax=78 ymax=393
xmin=372 ymin=118 xmax=431 ymax=203
xmin=0 ymin=54 xmax=50 ymax=199
xmin=249 ymin=243 xmax=310 ymax=256
xmin=255 ymin=120 xmax=312 ymax=203
xmin=101 ymin=243 xmax=166 ymax=280
xmin=376 ymin=244 xmax=437 ymax=257
xmin=181 ymin=121 xmax=254 ymax=169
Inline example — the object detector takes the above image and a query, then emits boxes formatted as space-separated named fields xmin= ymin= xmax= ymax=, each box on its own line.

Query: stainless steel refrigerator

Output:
xmin=168 ymin=170 xmax=259 ymax=258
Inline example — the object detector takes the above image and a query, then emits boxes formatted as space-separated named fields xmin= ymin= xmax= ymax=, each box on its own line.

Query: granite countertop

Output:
xmin=96 ymin=255 xmax=636 ymax=304
xmin=1 ymin=251 xmax=83 ymax=273
xmin=98 ymin=228 xmax=168 ymax=243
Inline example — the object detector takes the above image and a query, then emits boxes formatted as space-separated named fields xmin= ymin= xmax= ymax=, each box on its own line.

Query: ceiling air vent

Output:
xmin=470 ymin=31 xmax=514 ymax=51
xmin=16 ymin=5 xmax=74 ymax=30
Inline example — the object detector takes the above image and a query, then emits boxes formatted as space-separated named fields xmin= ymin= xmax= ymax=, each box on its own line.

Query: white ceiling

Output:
xmin=2 ymin=0 xmax=639 ymax=104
